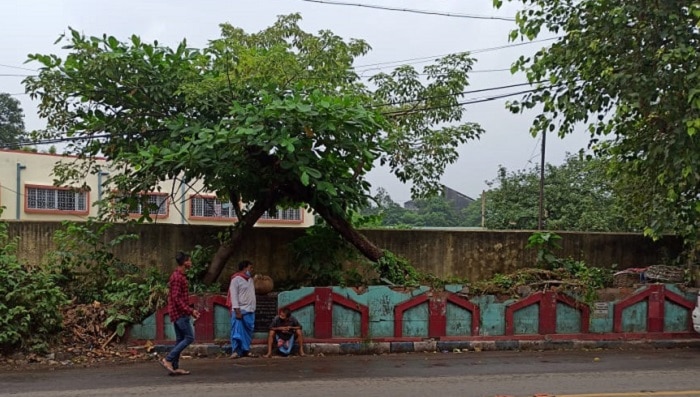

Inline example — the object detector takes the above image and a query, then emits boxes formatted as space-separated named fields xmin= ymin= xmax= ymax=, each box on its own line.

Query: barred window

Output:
xmin=261 ymin=207 xmax=302 ymax=221
xmin=128 ymin=194 xmax=168 ymax=216
xmin=190 ymin=196 xmax=235 ymax=218
xmin=26 ymin=186 xmax=87 ymax=213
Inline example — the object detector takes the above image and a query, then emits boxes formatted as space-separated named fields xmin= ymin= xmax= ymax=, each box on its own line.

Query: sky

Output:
xmin=0 ymin=0 xmax=592 ymax=204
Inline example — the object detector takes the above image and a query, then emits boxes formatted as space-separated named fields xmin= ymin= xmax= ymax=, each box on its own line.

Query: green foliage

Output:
xmin=362 ymin=187 xmax=474 ymax=228
xmin=0 ymin=92 xmax=28 ymax=146
xmin=490 ymin=273 xmax=516 ymax=290
xmin=526 ymin=231 xmax=562 ymax=268
xmin=0 ymin=208 xmax=67 ymax=353
xmin=187 ymin=245 xmax=221 ymax=293
xmin=495 ymin=0 xmax=700 ymax=244
xmin=44 ymin=220 xmax=169 ymax=335
xmin=556 ymin=259 xmax=613 ymax=291
xmin=290 ymin=221 xmax=365 ymax=287
xmin=46 ymin=219 xmax=139 ymax=302
xmin=370 ymin=250 xmax=421 ymax=287
xmin=480 ymin=153 xmax=639 ymax=231
xmin=25 ymin=14 xmax=484 ymax=280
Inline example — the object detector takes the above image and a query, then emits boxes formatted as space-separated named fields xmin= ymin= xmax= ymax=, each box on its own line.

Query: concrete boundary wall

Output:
xmin=130 ymin=284 xmax=700 ymax=347
xmin=7 ymin=221 xmax=684 ymax=285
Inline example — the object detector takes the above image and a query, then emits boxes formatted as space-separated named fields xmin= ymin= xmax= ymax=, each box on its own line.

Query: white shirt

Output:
xmin=229 ymin=274 xmax=256 ymax=313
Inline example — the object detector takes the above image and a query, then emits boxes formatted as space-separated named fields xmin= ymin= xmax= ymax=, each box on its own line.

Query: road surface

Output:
xmin=1 ymin=348 xmax=700 ymax=397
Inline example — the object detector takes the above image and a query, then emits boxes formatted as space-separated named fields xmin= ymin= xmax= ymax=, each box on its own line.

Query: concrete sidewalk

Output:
xmin=159 ymin=336 xmax=700 ymax=357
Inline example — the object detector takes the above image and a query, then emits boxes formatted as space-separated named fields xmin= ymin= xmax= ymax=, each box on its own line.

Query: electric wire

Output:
xmin=298 ymin=0 xmax=516 ymax=21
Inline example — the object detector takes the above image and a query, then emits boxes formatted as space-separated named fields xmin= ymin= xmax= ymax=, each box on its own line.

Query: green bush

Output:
xmin=44 ymin=220 xmax=170 ymax=337
xmin=289 ymin=221 xmax=362 ymax=287
xmin=0 ymin=208 xmax=67 ymax=353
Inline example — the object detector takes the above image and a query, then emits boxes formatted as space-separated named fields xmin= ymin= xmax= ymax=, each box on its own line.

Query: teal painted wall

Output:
xmin=129 ymin=313 xmax=156 ymax=340
xmin=621 ymin=302 xmax=648 ymax=332
xmin=473 ymin=295 xmax=507 ymax=336
xmin=214 ymin=304 xmax=230 ymax=340
xmin=446 ymin=302 xmax=473 ymax=336
xmin=128 ymin=285 xmax=697 ymax=341
xmin=556 ymin=302 xmax=582 ymax=334
xmin=513 ymin=304 xmax=539 ymax=335
xmin=590 ymin=302 xmax=614 ymax=333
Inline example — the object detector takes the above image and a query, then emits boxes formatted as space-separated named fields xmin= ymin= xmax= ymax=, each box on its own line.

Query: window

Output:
xmin=26 ymin=185 xmax=88 ymax=214
xmin=260 ymin=208 xmax=302 ymax=221
xmin=190 ymin=196 xmax=236 ymax=219
xmin=128 ymin=193 xmax=168 ymax=216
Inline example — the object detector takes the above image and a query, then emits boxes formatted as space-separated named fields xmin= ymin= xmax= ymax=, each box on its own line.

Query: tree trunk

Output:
xmin=202 ymin=194 xmax=277 ymax=285
xmin=312 ymin=201 xmax=385 ymax=262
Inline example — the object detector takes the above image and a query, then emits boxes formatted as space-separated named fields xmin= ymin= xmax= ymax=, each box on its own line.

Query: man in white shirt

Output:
xmin=228 ymin=260 xmax=258 ymax=358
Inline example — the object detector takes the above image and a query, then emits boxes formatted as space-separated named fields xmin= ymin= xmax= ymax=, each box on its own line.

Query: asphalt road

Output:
xmin=2 ymin=348 xmax=700 ymax=397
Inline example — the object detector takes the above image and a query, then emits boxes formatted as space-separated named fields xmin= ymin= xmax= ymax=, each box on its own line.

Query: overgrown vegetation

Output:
xmin=42 ymin=220 xmax=169 ymax=337
xmin=289 ymin=216 xmax=422 ymax=289
xmin=526 ymin=231 xmax=562 ymax=269
xmin=0 ymin=216 xmax=228 ymax=355
xmin=289 ymin=221 xmax=364 ymax=288
xmin=469 ymin=232 xmax=617 ymax=304
xmin=288 ymin=225 xmax=621 ymax=301
xmin=0 ymin=208 xmax=67 ymax=353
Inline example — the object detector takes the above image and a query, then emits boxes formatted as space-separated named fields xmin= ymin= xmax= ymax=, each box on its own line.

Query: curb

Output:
xmin=153 ymin=338 xmax=700 ymax=357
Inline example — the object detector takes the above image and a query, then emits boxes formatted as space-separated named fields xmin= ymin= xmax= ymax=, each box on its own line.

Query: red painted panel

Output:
xmin=314 ymin=288 xmax=334 ymax=339
xmin=428 ymin=296 xmax=446 ymax=338
xmin=539 ymin=291 xmax=557 ymax=335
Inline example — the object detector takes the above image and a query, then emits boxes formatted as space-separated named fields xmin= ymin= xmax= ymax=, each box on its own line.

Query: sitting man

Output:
xmin=264 ymin=307 xmax=305 ymax=358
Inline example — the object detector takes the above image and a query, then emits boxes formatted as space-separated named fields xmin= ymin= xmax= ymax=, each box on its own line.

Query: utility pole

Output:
xmin=538 ymin=130 xmax=546 ymax=230
xmin=481 ymin=190 xmax=485 ymax=228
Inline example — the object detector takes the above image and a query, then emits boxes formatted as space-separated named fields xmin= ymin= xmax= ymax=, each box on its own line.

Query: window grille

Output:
xmin=190 ymin=197 xmax=235 ymax=218
xmin=27 ymin=186 xmax=87 ymax=212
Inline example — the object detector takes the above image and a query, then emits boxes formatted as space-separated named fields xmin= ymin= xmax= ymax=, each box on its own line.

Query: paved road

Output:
xmin=1 ymin=348 xmax=700 ymax=397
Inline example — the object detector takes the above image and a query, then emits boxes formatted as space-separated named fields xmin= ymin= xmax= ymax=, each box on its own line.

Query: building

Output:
xmin=0 ymin=149 xmax=313 ymax=227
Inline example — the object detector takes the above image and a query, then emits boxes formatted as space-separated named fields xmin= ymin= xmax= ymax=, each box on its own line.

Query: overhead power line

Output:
xmin=0 ymin=63 xmax=36 ymax=72
xmin=1 ymin=83 xmax=549 ymax=149
xmin=354 ymin=37 xmax=559 ymax=71
xmin=299 ymin=0 xmax=516 ymax=21
xmin=0 ymin=38 xmax=558 ymax=89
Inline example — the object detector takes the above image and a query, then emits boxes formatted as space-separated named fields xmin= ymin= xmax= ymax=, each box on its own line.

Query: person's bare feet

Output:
xmin=264 ymin=353 xmax=272 ymax=358
xmin=298 ymin=351 xmax=306 ymax=357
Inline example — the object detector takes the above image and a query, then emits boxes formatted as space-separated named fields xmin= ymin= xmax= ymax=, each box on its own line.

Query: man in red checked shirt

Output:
xmin=159 ymin=251 xmax=200 ymax=376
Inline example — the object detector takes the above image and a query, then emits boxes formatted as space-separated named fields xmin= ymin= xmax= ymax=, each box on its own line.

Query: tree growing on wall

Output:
xmin=494 ymin=0 xmax=700 ymax=243
xmin=0 ymin=92 xmax=28 ymax=147
xmin=25 ymin=14 xmax=484 ymax=283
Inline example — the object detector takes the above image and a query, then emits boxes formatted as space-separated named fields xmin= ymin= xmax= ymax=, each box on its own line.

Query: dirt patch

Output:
xmin=0 ymin=344 xmax=155 ymax=373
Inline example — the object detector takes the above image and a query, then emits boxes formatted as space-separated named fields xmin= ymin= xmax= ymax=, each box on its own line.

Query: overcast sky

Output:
xmin=0 ymin=0 xmax=592 ymax=203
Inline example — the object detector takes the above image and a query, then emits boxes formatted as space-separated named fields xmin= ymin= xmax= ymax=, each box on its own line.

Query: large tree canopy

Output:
xmin=0 ymin=92 xmax=27 ymax=147
xmin=25 ymin=14 xmax=484 ymax=283
xmin=495 ymin=0 xmax=700 ymax=242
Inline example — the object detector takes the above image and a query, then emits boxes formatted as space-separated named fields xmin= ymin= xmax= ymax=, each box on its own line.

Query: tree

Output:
xmin=25 ymin=14 xmax=484 ymax=283
xmin=0 ymin=93 xmax=27 ymax=147
xmin=362 ymin=188 xmax=409 ymax=226
xmin=363 ymin=188 xmax=476 ymax=228
xmin=494 ymin=0 xmax=700 ymax=242
xmin=476 ymin=153 xmax=639 ymax=231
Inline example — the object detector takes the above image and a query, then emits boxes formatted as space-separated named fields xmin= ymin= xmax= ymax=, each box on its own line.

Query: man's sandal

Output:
xmin=158 ymin=358 xmax=175 ymax=374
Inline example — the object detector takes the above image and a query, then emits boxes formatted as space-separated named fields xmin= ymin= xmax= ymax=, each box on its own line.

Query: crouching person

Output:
xmin=264 ymin=308 xmax=305 ymax=358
